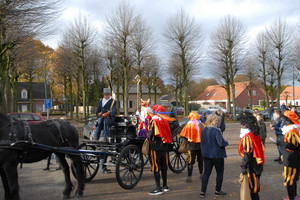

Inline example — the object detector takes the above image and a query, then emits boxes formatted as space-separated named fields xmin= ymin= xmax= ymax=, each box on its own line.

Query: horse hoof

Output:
xmin=75 ymin=194 xmax=83 ymax=199
xmin=62 ymin=195 xmax=69 ymax=199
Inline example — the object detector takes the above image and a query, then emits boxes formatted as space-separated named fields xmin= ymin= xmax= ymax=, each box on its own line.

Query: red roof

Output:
xmin=280 ymin=86 xmax=300 ymax=100
xmin=194 ymin=82 xmax=253 ymax=101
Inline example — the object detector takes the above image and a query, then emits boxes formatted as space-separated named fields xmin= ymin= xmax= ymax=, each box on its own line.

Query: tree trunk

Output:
xmin=69 ymin=77 xmax=73 ymax=119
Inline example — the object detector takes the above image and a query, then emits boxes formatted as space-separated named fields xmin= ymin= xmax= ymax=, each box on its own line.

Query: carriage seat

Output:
xmin=109 ymin=116 xmax=136 ymax=143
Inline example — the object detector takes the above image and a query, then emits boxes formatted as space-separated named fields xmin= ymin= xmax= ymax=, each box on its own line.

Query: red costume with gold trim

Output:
xmin=239 ymin=132 xmax=265 ymax=165
xmin=150 ymin=105 xmax=175 ymax=144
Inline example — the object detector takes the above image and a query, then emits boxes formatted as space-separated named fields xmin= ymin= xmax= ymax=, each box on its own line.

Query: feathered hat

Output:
xmin=284 ymin=110 xmax=299 ymax=124
xmin=188 ymin=112 xmax=201 ymax=121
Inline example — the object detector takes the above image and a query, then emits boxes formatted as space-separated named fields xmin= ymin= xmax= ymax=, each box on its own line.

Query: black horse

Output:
xmin=0 ymin=113 xmax=84 ymax=200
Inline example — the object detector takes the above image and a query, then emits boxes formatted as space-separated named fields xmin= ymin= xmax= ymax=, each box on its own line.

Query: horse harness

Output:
xmin=0 ymin=118 xmax=68 ymax=167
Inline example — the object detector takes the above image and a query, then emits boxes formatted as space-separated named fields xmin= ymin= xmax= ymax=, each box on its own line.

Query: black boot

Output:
xmin=186 ymin=164 xmax=193 ymax=182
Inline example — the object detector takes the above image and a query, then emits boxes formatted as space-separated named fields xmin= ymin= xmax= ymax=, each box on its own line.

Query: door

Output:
xmin=21 ymin=104 xmax=28 ymax=112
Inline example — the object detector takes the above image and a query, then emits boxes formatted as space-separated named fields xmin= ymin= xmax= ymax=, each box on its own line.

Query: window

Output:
xmin=253 ymin=91 xmax=257 ymax=96
xmin=129 ymin=100 xmax=133 ymax=108
xmin=206 ymin=93 xmax=210 ymax=96
xmin=119 ymin=101 xmax=123 ymax=108
xmin=21 ymin=89 xmax=28 ymax=99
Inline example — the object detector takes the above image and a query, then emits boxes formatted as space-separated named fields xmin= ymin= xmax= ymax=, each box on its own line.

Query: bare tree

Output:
xmin=243 ymin=59 xmax=259 ymax=108
xmin=164 ymin=8 xmax=203 ymax=115
xmin=52 ymin=46 xmax=78 ymax=118
xmin=62 ymin=14 xmax=97 ymax=119
xmin=0 ymin=0 xmax=62 ymax=113
xmin=167 ymin=55 xmax=183 ymax=106
xmin=143 ymin=54 xmax=159 ymax=101
xmin=252 ymin=31 xmax=272 ymax=107
xmin=132 ymin=15 xmax=155 ymax=105
xmin=209 ymin=15 xmax=247 ymax=120
xmin=105 ymin=2 xmax=138 ymax=115
xmin=87 ymin=47 xmax=105 ymax=107
xmin=266 ymin=17 xmax=293 ymax=107
xmin=102 ymin=34 xmax=122 ymax=114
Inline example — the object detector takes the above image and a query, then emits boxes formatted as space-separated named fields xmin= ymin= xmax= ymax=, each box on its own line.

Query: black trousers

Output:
xmin=201 ymin=157 xmax=224 ymax=193
xmin=187 ymin=149 xmax=203 ymax=176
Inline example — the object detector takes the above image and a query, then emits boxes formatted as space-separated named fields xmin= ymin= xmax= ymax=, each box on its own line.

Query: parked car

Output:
xmin=260 ymin=109 xmax=270 ymax=120
xmin=252 ymin=105 xmax=265 ymax=111
xmin=82 ymin=116 xmax=98 ymax=139
xmin=228 ymin=107 xmax=242 ymax=119
xmin=173 ymin=106 xmax=184 ymax=115
xmin=7 ymin=112 xmax=45 ymax=124
xmin=207 ymin=106 xmax=228 ymax=113
xmin=198 ymin=109 xmax=213 ymax=116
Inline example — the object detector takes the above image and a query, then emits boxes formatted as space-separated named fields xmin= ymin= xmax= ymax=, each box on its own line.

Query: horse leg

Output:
xmin=0 ymin=167 xmax=12 ymax=200
xmin=1 ymin=163 xmax=20 ymax=200
xmin=69 ymin=155 xmax=85 ymax=198
xmin=55 ymin=153 xmax=73 ymax=199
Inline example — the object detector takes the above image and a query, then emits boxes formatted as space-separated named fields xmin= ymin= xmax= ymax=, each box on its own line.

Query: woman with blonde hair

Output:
xmin=200 ymin=114 xmax=228 ymax=198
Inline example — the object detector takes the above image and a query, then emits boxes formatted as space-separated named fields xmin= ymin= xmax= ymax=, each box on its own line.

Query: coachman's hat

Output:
xmin=103 ymin=88 xmax=111 ymax=94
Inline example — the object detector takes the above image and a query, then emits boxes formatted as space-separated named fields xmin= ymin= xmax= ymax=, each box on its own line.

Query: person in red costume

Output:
xmin=148 ymin=104 xmax=175 ymax=195
xmin=239 ymin=112 xmax=265 ymax=200
xmin=180 ymin=112 xmax=205 ymax=183
xmin=278 ymin=110 xmax=300 ymax=200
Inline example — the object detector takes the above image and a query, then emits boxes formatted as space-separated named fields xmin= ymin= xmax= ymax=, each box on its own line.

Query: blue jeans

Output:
xmin=95 ymin=117 xmax=110 ymax=140
xmin=276 ymin=134 xmax=284 ymax=156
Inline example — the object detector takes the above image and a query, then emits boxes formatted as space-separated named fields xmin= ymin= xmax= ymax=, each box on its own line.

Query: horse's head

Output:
xmin=0 ymin=113 xmax=11 ymax=130
xmin=0 ymin=113 xmax=22 ymax=141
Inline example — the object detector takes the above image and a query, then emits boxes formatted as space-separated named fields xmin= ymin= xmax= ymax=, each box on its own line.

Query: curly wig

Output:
xmin=239 ymin=111 xmax=260 ymax=136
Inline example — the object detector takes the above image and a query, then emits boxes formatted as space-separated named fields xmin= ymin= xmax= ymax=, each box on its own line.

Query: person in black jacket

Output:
xmin=94 ymin=88 xmax=117 ymax=174
xmin=94 ymin=88 xmax=117 ymax=142
xmin=216 ymin=109 xmax=226 ymax=133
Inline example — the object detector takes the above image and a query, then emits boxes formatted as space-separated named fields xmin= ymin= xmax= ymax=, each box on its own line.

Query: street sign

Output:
xmin=45 ymin=99 xmax=52 ymax=109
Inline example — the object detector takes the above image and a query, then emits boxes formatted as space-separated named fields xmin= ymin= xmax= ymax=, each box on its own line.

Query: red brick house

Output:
xmin=280 ymin=86 xmax=300 ymax=106
xmin=191 ymin=82 xmax=266 ymax=108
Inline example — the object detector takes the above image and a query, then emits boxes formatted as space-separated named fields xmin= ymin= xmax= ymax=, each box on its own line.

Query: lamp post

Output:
xmin=135 ymin=75 xmax=141 ymax=114
xmin=293 ymin=65 xmax=295 ymax=105
xmin=43 ymin=52 xmax=52 ymax=120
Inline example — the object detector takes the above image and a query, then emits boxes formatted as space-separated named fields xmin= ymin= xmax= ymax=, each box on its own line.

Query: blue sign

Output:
xmin=45 ymin=99 xmax=52 ymax=109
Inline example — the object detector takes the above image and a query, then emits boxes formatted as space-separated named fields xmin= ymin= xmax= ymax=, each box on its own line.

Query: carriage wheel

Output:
xmin=168 ymin=134 xmax=188 ymax=173
xmin=116 ymin=144 xmax=144 ymax=190
xmin=72 ymin=143 xmax=100 ymax=183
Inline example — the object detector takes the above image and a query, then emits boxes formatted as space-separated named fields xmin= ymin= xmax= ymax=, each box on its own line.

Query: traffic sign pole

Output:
xmin=44 ymin=99 xmax=52 ymax=120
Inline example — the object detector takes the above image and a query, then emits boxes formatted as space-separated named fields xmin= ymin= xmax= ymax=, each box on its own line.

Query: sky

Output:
xmin=42 ymin=0 xmax=300 ymax=84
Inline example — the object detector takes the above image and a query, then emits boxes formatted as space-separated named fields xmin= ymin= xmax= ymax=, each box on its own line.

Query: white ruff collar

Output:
xmin=282 ymin=124 xmax=298 ymax=135
xmin=152 ymin=115 xmax=162 ymax=121
xmin=240 ymin=128 xmax=251 ymax=138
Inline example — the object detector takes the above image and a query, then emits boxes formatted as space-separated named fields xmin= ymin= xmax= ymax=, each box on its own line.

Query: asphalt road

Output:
xmin=0 ymin=122 xmax=298 ymax=200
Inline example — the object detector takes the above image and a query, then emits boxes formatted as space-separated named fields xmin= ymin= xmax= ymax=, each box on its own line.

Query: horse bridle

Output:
xmin=0 ymin=121 xmax=12 ymax=132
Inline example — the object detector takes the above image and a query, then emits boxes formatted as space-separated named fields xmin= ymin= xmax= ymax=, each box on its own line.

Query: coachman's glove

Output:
xmin=98 ymin=112 xmax=103 ymax=117
xmin=102 ymin=112 xmax=110 ymax=118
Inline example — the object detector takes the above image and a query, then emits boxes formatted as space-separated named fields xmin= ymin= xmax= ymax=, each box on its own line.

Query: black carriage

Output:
xmin=77 ymin=113 xmax=188 ymax=190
